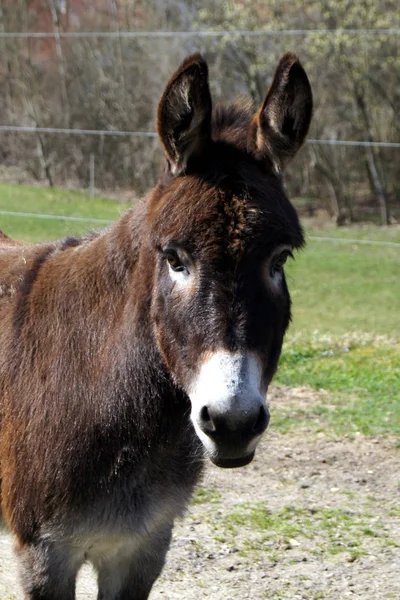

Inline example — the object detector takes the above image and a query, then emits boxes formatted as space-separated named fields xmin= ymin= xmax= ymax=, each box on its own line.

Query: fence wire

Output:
xmin=0 ymin=29 xmax=399 ymax=39
xmin=1 ymin=210 xmax=399 ymax=248
xmin=0 ymin=126 xmax=398 ymax=148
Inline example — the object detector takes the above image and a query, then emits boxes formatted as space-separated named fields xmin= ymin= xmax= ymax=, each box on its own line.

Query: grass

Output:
xmin=215 ymin=502 xmax=395 ymax=562
xmin=191 ymin=486 xmax=222 ymax=505
xmin=276 ymin=220 xmax=400 ymax=438
xmin=275 ymin=333 xmax=400 ymax=437
xmin=305 ymin=221 xmax=400 ymax=244
xmin=0 ymin=183 xmax=122 ymax=242
xmin=286 ymin=229 xmax=400 ymax=336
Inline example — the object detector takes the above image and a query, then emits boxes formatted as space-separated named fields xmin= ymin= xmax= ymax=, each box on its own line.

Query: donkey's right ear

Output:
xmin=156 ymin=54 xmax=212 ymax=176
xmin=248 ymin=52 xmax=313 ymax=173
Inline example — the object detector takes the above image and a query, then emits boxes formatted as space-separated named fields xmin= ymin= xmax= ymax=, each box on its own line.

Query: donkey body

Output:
xmin=0 ymin=53 xmax=312 ymax=599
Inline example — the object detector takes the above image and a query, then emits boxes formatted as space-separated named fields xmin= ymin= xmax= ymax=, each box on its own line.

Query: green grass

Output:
xmin=216 ymin=502 xmax=395 ymax=561
xmin=287 ymin=229 xmax=399 ymax=336
xmin=277 ymin=221 xmax=400 ymax=438
xmin=305 ymin=222 xmax=400 ymax=244
xmin=191 ymin=486 xmax=222 ymax=505
xmin=0 ymin=183 xmax=122 ymax=242
xmin=275 ymin=334 xmax=400 ymax=437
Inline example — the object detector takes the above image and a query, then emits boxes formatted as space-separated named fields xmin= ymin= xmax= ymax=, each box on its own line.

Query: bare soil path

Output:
xmin=1 ymin=387 xmax=399 ymax=599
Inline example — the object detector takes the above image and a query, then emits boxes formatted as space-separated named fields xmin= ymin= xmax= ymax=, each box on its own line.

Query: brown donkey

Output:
xmin=0 ymin=52 xmax=312 ymax=599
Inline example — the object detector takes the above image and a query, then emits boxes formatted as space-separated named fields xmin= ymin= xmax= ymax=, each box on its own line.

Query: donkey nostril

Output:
xmin=199 ymin=406 xmax=216 ymax=434
xmin=253 ymin=405 xmax=269 ymax=435
xmin=201 ymin=406 xmax=211 ymax=422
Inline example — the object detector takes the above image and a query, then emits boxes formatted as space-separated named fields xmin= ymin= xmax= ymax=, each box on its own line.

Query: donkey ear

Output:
xmin=157 ymin=53 xmax=212 ymax=175
xmin=248 ymin=52 xmax=313 ymax=173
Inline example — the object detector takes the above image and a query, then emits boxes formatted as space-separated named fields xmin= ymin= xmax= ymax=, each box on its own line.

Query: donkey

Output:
xmin=0 ymin=52 xmax=312 ymax=599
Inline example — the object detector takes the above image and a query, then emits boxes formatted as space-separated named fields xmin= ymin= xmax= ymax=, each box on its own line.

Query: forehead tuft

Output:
xmin=220 ymin=192 xmax=248 ymax=258
xmin=211 ymin=101 xmax=254 ymax=151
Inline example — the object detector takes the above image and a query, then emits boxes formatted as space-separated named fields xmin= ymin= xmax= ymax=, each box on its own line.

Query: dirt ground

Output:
xmin=1 ymin=386 xmax=399 ymax=600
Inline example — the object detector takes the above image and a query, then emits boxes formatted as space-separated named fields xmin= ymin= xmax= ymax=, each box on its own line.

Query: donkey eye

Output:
xmin=165 ymin=251 xmax=186 ymax=273
xmin=270 ymin=249 xmax=293 ymax=277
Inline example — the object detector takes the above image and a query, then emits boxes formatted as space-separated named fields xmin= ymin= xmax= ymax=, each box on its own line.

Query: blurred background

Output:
xmin=0 ymin=0 xmax=398 ymax=224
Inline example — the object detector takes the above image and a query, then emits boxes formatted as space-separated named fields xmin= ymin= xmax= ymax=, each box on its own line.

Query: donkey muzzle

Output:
xmin=188 ymin=351 xmax=270 ymax=468
xmin=197 ymin=400 xmax=270 ymax=467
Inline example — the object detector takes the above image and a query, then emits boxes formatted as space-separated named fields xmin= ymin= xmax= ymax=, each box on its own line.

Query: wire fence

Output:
xmin=0 ymin=126 xmax=398 ymax=148
xmin=307 ymin=235 xmax=400 ymax=248
xmin=1 ymin=209 xmax=399 ymax=247
xmin=0 ymin=210 xmax=112 ymax=224
xmin=1 ymin=29 xmax=399 ymax=38
xmin=1 ymin=26 xmax=398 ymax=222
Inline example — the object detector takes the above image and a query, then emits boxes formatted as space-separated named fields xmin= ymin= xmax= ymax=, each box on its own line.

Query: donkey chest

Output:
xmin=40 ymin=478 xmax=189 ymax=573
xmin=62 ymin=435 xmax=203 ymax=537
xmin=56 ymin=464 xmax=197 ymax=555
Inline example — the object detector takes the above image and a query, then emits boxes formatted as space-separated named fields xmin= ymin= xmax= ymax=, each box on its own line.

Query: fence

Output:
xmin=0 ymin=126 xmax=399 ymax=148
xmin=1 ymin=208 xmax=399 ymax=248
xmin=0 ymin=27 xmax=398 ymax=222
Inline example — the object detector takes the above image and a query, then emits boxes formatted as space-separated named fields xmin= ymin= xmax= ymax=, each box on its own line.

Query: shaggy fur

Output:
xmin=0 ymin=52 xmax=312 ymax=599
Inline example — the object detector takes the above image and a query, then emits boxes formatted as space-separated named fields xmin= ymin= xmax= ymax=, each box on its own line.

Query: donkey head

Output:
xmin=147 ymin=53 xmax=312 ymax=467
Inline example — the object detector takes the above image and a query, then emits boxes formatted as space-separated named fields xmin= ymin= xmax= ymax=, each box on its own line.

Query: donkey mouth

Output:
xmin=210 ymin=450 xmax=255 ymax=469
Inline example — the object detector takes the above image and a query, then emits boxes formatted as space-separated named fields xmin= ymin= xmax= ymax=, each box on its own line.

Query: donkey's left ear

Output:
xmin=248 ymin=52 xmax=313 ymax=173
xmin=157 ymin=53 xmax=212 ymax=176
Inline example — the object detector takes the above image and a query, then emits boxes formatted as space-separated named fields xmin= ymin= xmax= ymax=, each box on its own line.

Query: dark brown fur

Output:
xmin=0 ymin=52 xmax=312 ymax=599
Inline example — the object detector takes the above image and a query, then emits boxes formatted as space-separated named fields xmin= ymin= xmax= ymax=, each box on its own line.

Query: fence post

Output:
xmin=89 ymin=153 xmax=95 ymax=199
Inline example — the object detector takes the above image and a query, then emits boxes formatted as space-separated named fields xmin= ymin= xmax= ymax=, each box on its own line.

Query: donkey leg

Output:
xmin=95 ymin=528 xmax=172 ymax=600
xmin=16 ymin=539 xmax=83 ymax=600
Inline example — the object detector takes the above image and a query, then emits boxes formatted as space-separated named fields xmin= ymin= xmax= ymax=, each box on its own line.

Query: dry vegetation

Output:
xmin=0 ymin=0 xmax=398 ymax=223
